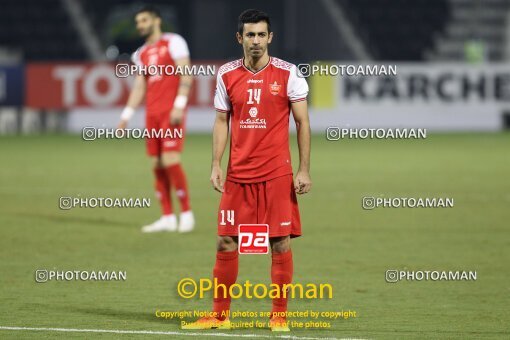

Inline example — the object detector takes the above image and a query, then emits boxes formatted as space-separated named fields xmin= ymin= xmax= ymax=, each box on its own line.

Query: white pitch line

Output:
xmin=0 ymin=326 xmax=367 ymax=340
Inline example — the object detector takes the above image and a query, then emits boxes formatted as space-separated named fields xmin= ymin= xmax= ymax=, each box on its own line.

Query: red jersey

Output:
xmin=214 ymin=57 xmax=309 ymax=183
xmin=132 ymin=33 xmax=189 ymax=116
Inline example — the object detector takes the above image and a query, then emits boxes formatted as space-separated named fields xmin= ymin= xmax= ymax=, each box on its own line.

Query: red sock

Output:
xmin=271 ymin=250 xmax=293 ymax=318
xmin=166 ymin=164 xmax=191 ymax=212
xmin=212 ymin=251 xmax=239 ymax=320
xmin=154 ymin=168 xmax=172 ymax=215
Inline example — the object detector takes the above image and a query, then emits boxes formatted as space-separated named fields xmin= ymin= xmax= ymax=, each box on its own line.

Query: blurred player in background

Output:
xmin=183 ymin=9 xmax=311 ymax=332
xmin=117 ymin=5 xmax=194 ymax=233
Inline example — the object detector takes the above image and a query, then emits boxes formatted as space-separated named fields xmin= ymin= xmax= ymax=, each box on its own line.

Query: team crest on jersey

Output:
xmin=159 ymin=46 xmax=168 ymax=57
xmin=270 ymin=81 xmax=281 ymax=95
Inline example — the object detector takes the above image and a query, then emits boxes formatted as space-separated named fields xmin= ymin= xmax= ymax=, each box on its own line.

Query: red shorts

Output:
xmin=145 ymin=111 xmax=186 ymax=156
xmin=217 ymin=174 xmax=301 ymax=238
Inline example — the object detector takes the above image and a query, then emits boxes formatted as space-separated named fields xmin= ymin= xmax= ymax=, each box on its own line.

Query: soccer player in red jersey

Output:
xmin=183 ymin=9 xmax=311 ymax=332
xmin=117 ymin=5 xmax=194 ymax=233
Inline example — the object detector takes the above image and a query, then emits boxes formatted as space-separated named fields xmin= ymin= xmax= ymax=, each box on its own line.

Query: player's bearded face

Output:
xmin=135 ymin=13 xmax=158 ymax=38
xmin=238 ymin=22 xmax=272 ymax=59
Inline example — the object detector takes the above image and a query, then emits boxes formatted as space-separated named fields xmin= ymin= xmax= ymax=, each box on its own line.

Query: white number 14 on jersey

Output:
xmin=247 ymin=88 xmax=261 ymax=104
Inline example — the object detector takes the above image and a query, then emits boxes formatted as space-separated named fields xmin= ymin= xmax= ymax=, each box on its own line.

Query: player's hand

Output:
xmin=170 ymin=107 xmax=184 ymax=125
xmin=117 ymin=119 xmax=128 ymax=130
xmin=294 ymin=171 xmax=312 ymax=195
xmin=210 ymin=165 xmax=224 ymax=193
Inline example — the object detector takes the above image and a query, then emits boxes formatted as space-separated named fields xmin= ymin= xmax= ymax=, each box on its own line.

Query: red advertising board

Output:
xmin=25 ymin=62 xmax=217 ymax=109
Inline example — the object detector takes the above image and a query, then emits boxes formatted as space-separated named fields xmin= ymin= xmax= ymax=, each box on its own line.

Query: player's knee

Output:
xmin=217 ymin=236 xmax=237 ymax=252
xmin=270 ymin=236 xmax=291 ymax=253
xmin=151 ymin=157 xmax=162 ymax=168
xmin=161 ymin=152 xmax=181 ymax=167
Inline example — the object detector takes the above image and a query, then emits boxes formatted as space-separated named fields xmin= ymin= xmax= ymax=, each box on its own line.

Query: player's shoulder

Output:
xmin=218 ymin=59 xmax=243 ymax=77
xmin=162 ymin=32 xmax=185 ymax=42
xmin=133 ymin=43 xmax=148 ymax=56
xmin=270 ymin=57 xmax=296 ymax=72
xmin=132 ymin=44 xmax=148 ymax=63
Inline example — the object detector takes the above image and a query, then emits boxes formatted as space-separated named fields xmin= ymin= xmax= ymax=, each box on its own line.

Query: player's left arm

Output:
xmin=169 ymin=34 xmax=193 ymax=125
xmin=292 ymin=100 xmax=312 ymax=195
xmin=170 ymin=56 xmax=193 ymax=125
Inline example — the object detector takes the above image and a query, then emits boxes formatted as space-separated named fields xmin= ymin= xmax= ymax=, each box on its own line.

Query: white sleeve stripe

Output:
xmin=215 ymin=108 xmax=230 ymax=112
xmin=290 ymin=97 xmax=307 ymax=103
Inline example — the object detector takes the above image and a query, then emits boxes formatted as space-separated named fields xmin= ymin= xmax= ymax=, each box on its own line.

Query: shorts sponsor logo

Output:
xmin=280 ymin=221 xmax=291 ymax=226
xmin=238 ymin=224 xmax=269 ymax=254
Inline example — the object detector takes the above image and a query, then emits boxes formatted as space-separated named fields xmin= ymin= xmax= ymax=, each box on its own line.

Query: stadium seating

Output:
xmin=0 ymin=0 xmax=86 ymax=60
xmin=8 ymin=0 xmax=506 ymax=62
xmin=427 ymin=0 xmax=510 ymax=61
xmin=340 ymin=0 xmax=451 ymax=60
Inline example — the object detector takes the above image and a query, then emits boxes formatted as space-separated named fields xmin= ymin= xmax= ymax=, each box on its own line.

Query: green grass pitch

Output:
xmin=0 ymin=132 xmax=509 ymax=339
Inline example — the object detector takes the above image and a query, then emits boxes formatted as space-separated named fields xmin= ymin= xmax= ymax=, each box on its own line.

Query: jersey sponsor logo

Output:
xmin=238 ymin=224 xmax=269 ymax=254
xmin=247 ymin=79 xmax=263 ymax=84
xmin=270 ymin=81 xmax=281 ymax=95
xmin=248 ymin=107 xmax=258 ymax=117
xmin=240 ymin=117 xmax=266 ymax=129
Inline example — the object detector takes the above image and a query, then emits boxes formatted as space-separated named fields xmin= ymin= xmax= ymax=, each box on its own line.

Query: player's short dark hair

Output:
xmin=238 ymin=9 xmax=271 ymax=35
xmin=135 ymin=5 xmax=161 ymax=18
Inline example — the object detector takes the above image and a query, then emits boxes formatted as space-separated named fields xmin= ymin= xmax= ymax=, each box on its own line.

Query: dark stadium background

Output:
xmin=0 ymin=1 xmax=509 ymax=339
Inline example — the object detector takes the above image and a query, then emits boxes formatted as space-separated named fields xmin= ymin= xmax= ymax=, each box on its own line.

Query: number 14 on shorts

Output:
xmin=219 ymin=209 xmax=235 ymax=226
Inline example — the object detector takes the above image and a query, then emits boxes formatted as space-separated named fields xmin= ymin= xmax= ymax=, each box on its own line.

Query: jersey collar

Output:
xmin=242 ymin=56 xmax=271 ymax=75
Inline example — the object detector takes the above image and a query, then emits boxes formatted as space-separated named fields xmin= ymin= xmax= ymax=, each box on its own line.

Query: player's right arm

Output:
xmin=117 ymin=74 xmax=146 ymax=129
xmin=210 ymin=111 xmax=229 ymax=192
xmin=211 ymin=69 xmax=231 ymax=193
